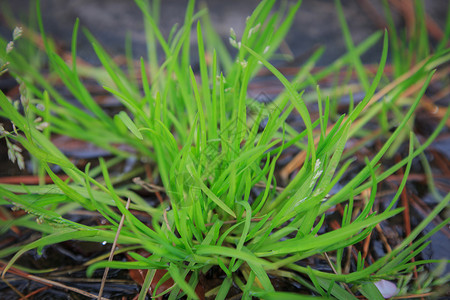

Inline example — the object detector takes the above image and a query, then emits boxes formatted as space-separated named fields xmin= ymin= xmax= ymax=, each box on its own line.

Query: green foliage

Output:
xmin=0 ymin=0 xmax=448 ymax=298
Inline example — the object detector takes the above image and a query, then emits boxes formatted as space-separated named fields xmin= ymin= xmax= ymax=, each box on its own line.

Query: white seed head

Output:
xmin=6 ymin=41 xmax=14 ymax=54
xmin=13 ymin=27 xmax=23 ymax=40
xmin=0 ymin=123 xmax=6 ymax=135
xmin=248 ymin=23 xmax=261 ymax=38
xmin=314 ymin=159 xmax=321 ymax=171
xmin=229 ymin=37 xmax=238 ymax=48
xmin=230 ymin=28 xmax=236 ymax=40
xmin=36 ymin=122 xmax=49 ymax=131
xmin=7 ymin=148 xmax=15 ymax=163
xmin=17 ymin=154 xmax=25 ymax=170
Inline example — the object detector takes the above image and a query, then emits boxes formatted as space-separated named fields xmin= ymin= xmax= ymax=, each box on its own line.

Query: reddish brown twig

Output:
xmin=0 ymin=175 xmax=69 ymax=184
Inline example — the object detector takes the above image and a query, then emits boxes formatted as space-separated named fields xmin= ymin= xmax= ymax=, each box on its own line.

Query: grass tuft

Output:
xmin=0 ymin=0 xmax=449 ymax=298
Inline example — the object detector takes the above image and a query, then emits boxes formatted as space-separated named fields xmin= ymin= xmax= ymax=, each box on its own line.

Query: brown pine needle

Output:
xmin=97 ymin=197 xmax=131 ymax=300
xmin=0 ymin=261 xmax=109 ymax=300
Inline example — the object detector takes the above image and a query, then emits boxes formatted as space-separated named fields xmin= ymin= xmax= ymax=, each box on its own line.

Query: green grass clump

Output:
xmin=0 ymin=0 xmax=449 ymax=298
